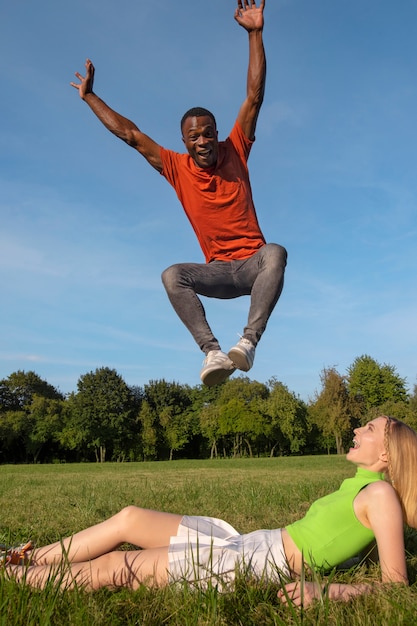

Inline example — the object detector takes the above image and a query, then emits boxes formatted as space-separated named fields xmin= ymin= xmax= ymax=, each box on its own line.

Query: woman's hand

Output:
xmin=278 ymin=581 xmax=324 ymax=608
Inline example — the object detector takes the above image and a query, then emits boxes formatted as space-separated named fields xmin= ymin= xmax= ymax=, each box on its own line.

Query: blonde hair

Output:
xmin=383 ymin=416 xmax=417 ymax=529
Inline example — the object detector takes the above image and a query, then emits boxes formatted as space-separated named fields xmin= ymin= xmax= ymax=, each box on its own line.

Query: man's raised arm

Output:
xmin=234 ymin=0 xmax=266 ymax=140
xmin=71 ymin=59 xmax=163 ymax=172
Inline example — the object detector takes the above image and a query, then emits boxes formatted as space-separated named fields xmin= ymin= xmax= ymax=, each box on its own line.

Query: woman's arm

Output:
xmin=278 ymin=580 xmax=375 ymax=607
xmin=278 ymin=481 xmax=408 ymax=608
xmin=364 ymin=481 xmax=408 ymax=584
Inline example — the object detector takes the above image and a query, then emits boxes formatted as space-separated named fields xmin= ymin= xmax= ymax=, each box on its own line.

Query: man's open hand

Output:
xmin=234 ymin=0 xmax=265 ymax=32
xmin=71 ymin=58 xmax=95 ymax=100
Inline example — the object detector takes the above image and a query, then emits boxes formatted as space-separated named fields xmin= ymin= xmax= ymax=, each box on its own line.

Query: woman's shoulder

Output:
xmin=358 ymin=479 xmax=398 ymax=506
xmin=354 ymin=480 xmax=401 ymax=528
xmin=362 ymin=479 xmax=395 ymax=496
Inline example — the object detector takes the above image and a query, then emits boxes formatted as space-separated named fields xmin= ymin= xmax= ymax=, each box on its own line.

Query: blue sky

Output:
xmin=1 ymin=0 xmax=416 ymax=401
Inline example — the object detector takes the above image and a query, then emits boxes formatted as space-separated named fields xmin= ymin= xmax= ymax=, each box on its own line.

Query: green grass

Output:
xmin=1 ymin=456 xmax=416 ymax=625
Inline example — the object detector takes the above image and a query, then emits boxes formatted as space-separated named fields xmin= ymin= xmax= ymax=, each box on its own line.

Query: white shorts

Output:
xmin=168 ymin=515 xmax=289 ymax=589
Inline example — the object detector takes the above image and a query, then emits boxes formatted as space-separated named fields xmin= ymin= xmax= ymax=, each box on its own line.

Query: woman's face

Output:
xmin=346 ymin=416 xmax=388 ymax=471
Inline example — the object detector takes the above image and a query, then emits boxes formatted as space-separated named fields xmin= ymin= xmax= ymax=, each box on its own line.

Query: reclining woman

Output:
xmin=5 ymin=416 xmax=417 ymax=608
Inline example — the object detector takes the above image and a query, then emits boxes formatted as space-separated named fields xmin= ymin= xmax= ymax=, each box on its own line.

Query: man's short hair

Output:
xmin=180 ymin=107 xmax=217 ymax=134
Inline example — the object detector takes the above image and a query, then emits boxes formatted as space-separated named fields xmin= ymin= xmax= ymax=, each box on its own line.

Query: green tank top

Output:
xmin=285 ymin=467 xmax=384 ymax=571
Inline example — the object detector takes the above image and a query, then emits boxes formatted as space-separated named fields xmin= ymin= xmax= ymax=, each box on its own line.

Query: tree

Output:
xmin=0 ymin=382 xmax=20 ymax=412
xmin=70 ymin=367 xmax=136 ymax=462
xmin=265 ymin=378 xmax=307 ymax=455
xmin=138 ymin=400 xmax=158 ymax=460
xmin=159 ymin=405 xmax=193 ymax=461
xmin=199 ymin=402 xmax=222 ymax=458
xmin=143 ymin=380 xmax=193 ymax=460
xmin=408 ymin=382 xmax=417 ymax=431
xmin=410 ymin=382 xmax=417 ymax=412
xmin=310 ymin=367 xmax=360 ymax=454
xmin=58 ymin=392 xmax=87 ymax=460
xmin=26 ymin=395 xmax=65 ymax=462
xmin=216 ymin=377 xmax=269 ymax=457
xmin=0 ymin=409 xmax=30 ymax=463
xmin=347 ymin=355 xmax=408 ymax=411
xmin=0 ymin=371 xmax=64 ymax=463
xmin=0 ymin=370 xmax=63 ymax=410
xmin=368 ymin=399 xmax=413 ymax=423
xmin=188 ymin=384 xmax=222 ymax=458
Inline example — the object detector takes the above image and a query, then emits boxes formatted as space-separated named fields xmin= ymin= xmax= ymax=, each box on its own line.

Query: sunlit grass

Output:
xmin=0 ymin=456 xmax=349 ymax=539
xmin=1 ymin=456 xmax=416 ymax=625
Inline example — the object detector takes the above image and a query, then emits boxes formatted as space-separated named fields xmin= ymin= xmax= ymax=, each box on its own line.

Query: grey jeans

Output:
xmin=161 ymin=243 xmax=287 ymax=354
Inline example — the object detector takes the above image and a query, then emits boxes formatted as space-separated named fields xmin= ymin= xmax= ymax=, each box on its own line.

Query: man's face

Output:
xmin=182 ymin=115 xmax=219 ymax=168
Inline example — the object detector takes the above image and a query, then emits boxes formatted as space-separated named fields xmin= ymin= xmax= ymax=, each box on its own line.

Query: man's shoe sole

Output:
xmin=228 ymin=347 xmax=252 ymax=372
xmin=201 ymin=366 xmax=235 ymax=387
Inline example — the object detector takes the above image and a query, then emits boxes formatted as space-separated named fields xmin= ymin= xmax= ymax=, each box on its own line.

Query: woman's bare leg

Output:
xmin=32 ymin=507 xmax=182 ymax=565
xmin=9 ymin=546 xmax=170 ymax=591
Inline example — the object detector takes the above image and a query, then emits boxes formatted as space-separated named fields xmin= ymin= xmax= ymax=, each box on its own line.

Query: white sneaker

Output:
xmin=200 ymin=350 xmax=236 ymax=386
xmin=228 ymin=337 xmax=255 ymax=372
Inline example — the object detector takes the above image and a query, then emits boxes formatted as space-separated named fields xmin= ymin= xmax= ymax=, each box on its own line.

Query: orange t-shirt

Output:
xmin=160 ymin=121 xmax=266 ymax=263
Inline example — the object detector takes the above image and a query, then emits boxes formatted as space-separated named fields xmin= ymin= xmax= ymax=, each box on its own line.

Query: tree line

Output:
xmin=0 ymin=355 xmax=416 ymax=464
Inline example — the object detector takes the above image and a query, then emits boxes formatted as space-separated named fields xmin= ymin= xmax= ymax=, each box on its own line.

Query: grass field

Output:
xmin=1 ymin=456 xmax=416 ymax=625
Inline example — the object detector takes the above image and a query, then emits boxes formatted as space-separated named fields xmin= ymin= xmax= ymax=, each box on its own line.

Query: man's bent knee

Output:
xmin=161 ymin=264 xmax=184 ymax=293
xmin=261 ymin=243 xmax=288 ymax=269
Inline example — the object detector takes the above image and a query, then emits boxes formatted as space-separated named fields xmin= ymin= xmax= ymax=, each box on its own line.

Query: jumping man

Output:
xmin=71 ymin=0 xmax=287 ymax=386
